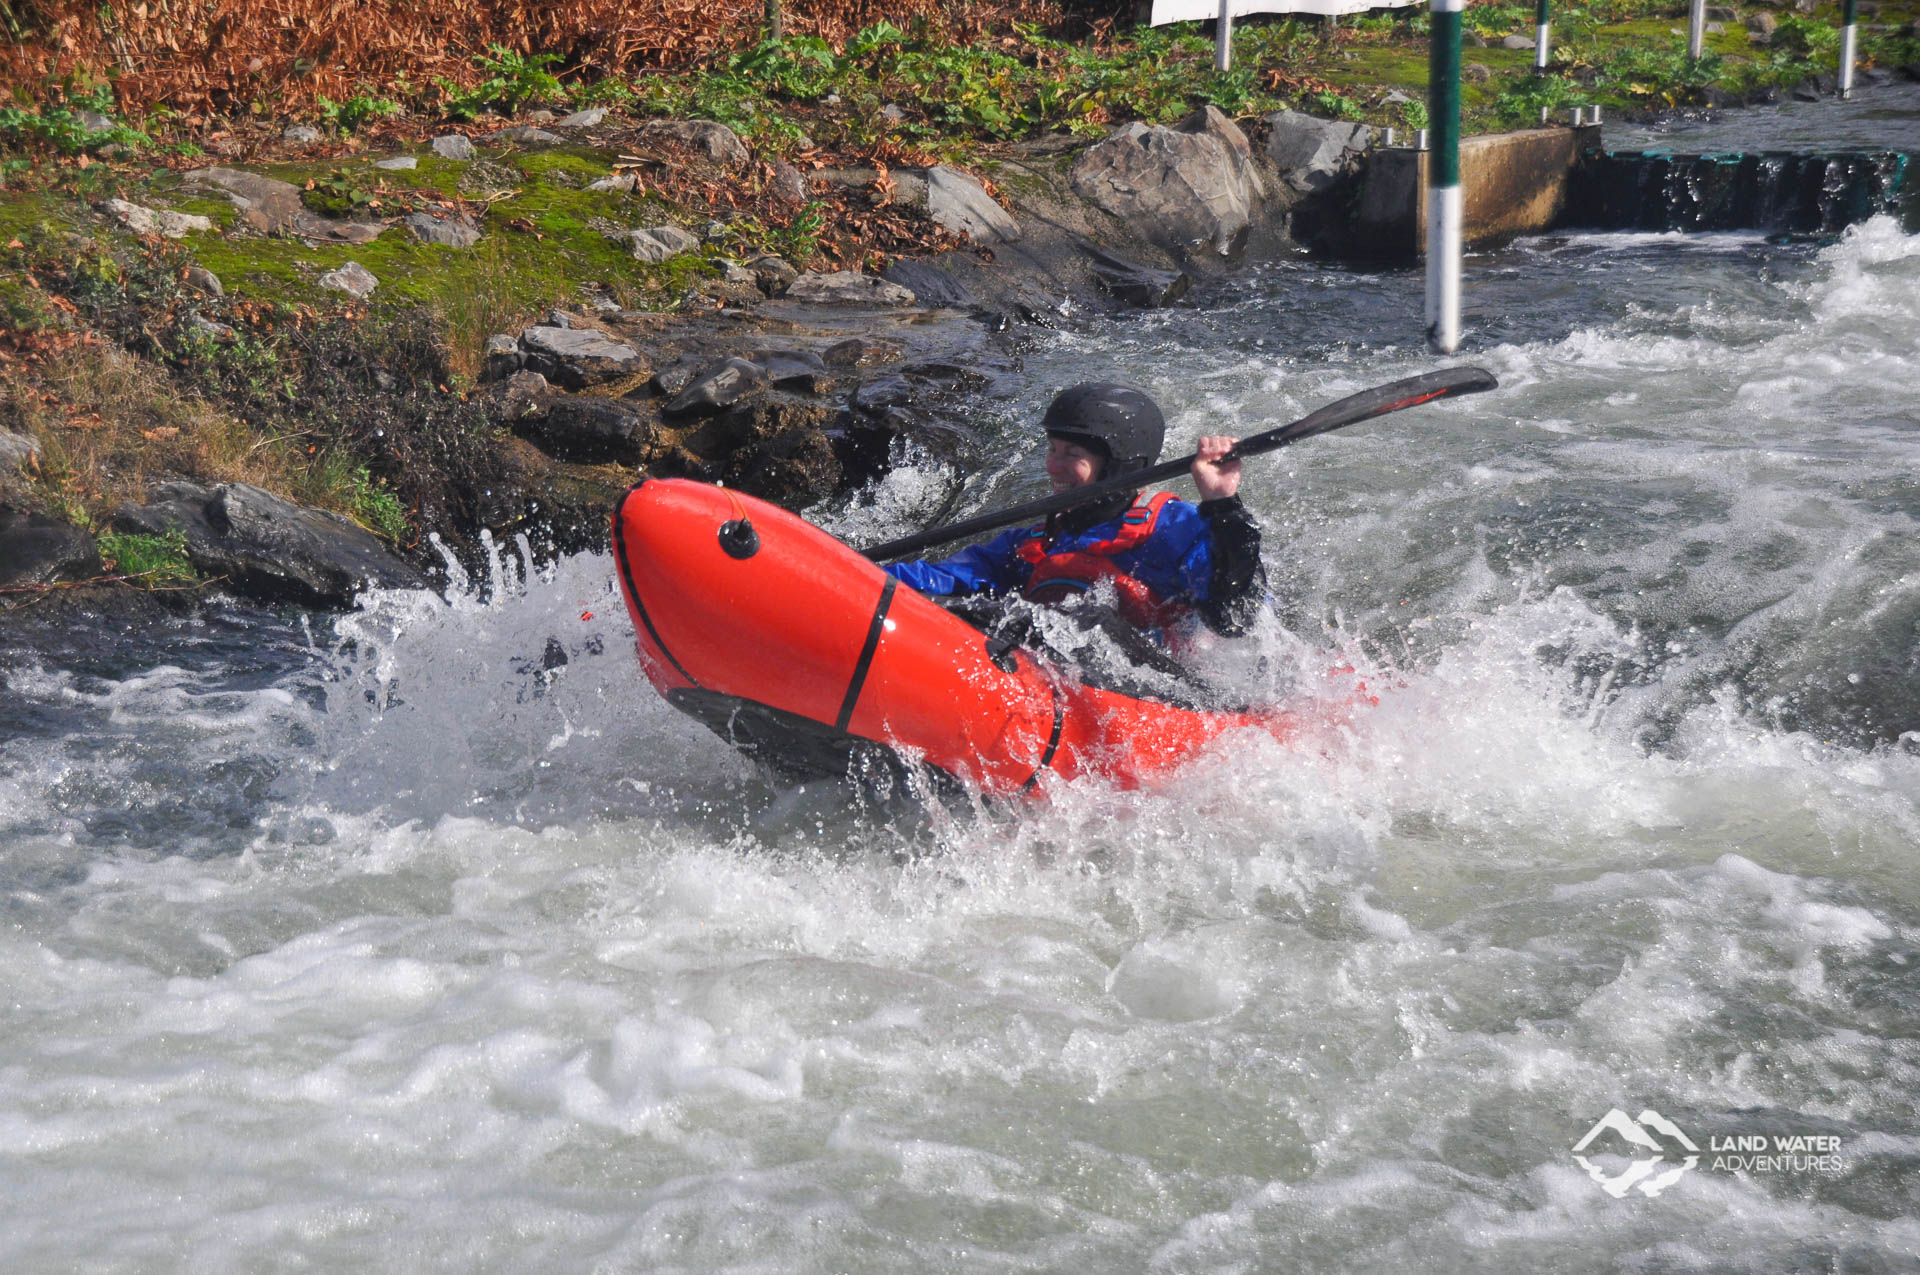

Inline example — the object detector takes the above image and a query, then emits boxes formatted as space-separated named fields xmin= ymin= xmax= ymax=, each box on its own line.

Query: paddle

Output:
xmin=861 ymin=365 xmax=1499 ymax=564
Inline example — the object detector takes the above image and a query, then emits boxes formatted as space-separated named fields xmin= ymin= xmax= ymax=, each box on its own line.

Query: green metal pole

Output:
xmin=1428 ymin=0 xmax=1462 ymax=353
xmin=1535 ymin=0 xmax=1551 ymax=72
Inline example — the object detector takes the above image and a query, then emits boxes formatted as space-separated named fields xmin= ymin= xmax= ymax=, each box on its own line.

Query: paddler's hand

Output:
xmin=1191 ymin=435 xmax=1242 ymax=501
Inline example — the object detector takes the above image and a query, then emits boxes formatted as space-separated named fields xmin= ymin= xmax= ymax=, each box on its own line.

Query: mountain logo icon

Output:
xmin=1571 ymin=1108 xmax=1701 ymax=1198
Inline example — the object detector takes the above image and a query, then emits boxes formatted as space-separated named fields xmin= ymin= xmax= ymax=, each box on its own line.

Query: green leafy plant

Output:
xmin=97 ymin=530 xmax=195 ymax=583
xmin=0 ymin=81 xmax=146 ymax=155
xmin=302 ymin=167 xmax=375 ymax=218
xmin=438 ymin=45 xmax=563 ymax=120
xmin=1400 ymin=98 xmax=1430 ymax=132
xmin=316 ymin=89 xmax=400 ymax=135
xmin=1309 ymin=89 xmax=1365 ymax=121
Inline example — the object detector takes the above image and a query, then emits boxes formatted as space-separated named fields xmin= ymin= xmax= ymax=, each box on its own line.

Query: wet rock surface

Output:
xmin=1071 ymin=106 xmax=1266 ymax=260
xmin=0 ymin=510 xmax=102 ymax=588
xmin=112 ymin=481 xmax=427 ymax=609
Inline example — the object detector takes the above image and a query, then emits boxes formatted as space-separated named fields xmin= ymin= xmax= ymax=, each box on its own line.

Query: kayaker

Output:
xmin=883 ymin=382 xmax=1267 ymax=640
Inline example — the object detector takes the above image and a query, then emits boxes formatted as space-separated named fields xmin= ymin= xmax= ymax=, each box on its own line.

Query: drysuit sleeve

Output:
xmin=1194 ymin=496 xmax=1267 ymax=636
xmin=883 ymin=526 xmax=1030 ymax=597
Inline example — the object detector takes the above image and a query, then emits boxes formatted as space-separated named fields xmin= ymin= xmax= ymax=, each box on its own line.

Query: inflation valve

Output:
xmin=718 ymin=518 xmax=760 ymax=559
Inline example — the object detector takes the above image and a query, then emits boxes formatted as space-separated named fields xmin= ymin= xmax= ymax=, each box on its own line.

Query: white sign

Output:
xmin=1151 ymin=0 xmax=1418 ymax=22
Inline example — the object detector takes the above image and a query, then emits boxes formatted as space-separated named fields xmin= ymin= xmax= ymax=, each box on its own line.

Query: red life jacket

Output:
xmin=1015 ymin=491 xmax=1186 ymax=631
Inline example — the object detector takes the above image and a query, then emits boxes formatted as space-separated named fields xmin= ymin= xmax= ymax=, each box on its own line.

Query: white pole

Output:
xmin=1839 ymin=0 xmax=1858 ymax=97
xmin=1687 ymin=0 xmax=1706 ymax=60
xmin=1427 ymin=0 xmax=1463 ymax=354
xmin=1216 ymin=0 xmax=1232 ymax=72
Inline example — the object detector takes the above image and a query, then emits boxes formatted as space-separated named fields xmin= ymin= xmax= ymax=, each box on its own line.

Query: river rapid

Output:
xmin=3 ymin=200 xmax=1919 ymax=1265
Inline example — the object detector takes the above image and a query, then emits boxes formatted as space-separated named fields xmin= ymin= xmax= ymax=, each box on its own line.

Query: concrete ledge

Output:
xmin=1350 ymin=124 xmax=1603 ymax=259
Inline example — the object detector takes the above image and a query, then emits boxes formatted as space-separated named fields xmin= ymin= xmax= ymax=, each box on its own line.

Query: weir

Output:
xmin=1346 ymin=125 xmax=1918 ymax=257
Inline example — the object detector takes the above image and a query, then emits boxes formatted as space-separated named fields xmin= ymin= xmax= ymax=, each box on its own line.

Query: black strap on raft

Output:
xmin=613 ymin=483 xmax=701 ymax=689
xmin=1022 ymin=681 xmax=1067 ymax=793
xmin=835 ymin=575 xmax=897 ymax=731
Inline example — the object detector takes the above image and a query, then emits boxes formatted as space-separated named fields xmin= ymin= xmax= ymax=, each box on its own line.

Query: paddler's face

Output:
xmin=1045 ymin=437 xmax=1102 ymax=492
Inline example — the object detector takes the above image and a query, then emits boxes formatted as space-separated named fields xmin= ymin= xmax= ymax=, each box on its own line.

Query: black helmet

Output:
xmin=1041 ymin=382 xmax=1165 ymax=479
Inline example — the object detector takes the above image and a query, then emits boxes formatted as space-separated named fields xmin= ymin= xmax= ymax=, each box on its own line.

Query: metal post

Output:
xmin=1687 ymin=0 xmax=1706 ymax=60
xmin=1216 ymin=0 xmax=1232 ymax=72
xmin=1839 ymin=0 xmax=1858 ymax=97
xmin=1535 ymin=0 xmax=1552 ymax=72
xmin=1427 ymin=0 xmax=1463 ymax=355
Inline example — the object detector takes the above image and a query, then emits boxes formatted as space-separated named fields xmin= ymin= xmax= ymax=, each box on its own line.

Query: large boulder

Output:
xmin=182 ymin=167 xmax=385 ymax=244
xmin=0 ymin=509 xmax=101 ymax=587
xmin=518 ymin=325 xmax=648 ymax=390
xmin=0 ymin=429 xmax=39 ymax=476
xmin=1070 ymin=105 xmax=1265 ymax=259
xmin=112 ymin=481 xmax=426 ymax=609
xmin=1264 ymin=110 xmax=1376 ymax=195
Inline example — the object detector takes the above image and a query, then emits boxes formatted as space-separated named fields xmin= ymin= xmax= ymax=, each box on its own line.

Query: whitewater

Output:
xmin=1 ymin=211 xmax=1916 ymax=1270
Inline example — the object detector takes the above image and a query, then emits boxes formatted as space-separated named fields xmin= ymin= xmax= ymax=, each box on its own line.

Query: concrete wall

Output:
xmin=1350 ymin=124 xmax=1603 ymax=259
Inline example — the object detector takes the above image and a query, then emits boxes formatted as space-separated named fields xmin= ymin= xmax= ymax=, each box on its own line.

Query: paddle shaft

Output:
xmin=861 ymin=365 xmax=1498 ymax=564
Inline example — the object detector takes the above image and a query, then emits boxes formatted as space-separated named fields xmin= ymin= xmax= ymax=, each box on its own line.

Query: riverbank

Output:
xmin=2 ymin=3 xmax=1917 ymax=618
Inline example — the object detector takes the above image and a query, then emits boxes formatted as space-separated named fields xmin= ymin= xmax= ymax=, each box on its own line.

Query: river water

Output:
xmin=4 ymin=166 xmax=1919 ymax=1269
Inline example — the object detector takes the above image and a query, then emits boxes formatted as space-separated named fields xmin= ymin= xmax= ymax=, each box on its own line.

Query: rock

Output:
xmin=283 ymin=123 xmax=322 ymax=144
xmin=923 ymin=165 xmax=1022 ymax=243
xmin=373 ymin=155 xmax=417 ymax=171
xmin=769 ymin=159 xmax=810 ymax=204
xmin=0 ymin=510 xmax=100 ymax=587
xmin=492 ymin=125 xmax=564 ymax=146
xmin=880 ymin=104 xmax=906 ymax=123
xmin=586 ymin=172 xmax=640 ymax=193
xmin=882 ymin=260 xmax=975 ymax=308
xmin=528 ymin=395 xmax=653 ymax=463
xmin=1706 ymin=3 xmax=1738 ymax=17
xmin=1465 ymin=30 xmax=1488 ymax=47
xmin=1464 ymin=63 xmax=1493 ymax=83
xmin=750 ymin=255 xmax=799 ymax=295
xmin=182 ymin=167 xmax=385 ymax=244
xmin=666 ymin=358 xmax=769 ymax=416
xmin=486 ymin=369 xmax=554 ymax=422
xmin=1070 ymin=105 xmax=1265 ymax=259
xmin=821 ymin=337 xmax=900 ymax=369
xmin=186 ymin=312 xmax=238 ymax=342
xmin=432 ymin=133 xmax=477 ymax=161
xmin=183 ymin=265 xmax=224 ymax=297
xmin=555 ymin=108 xmax=607 ymax=129
xmin=485 ymin=333 xmax=523 ymax=380
xmin=1501 ymin=33 xmax=1537 ymax=49
xmin=544 ymin=310 xmax=573 ymax=329
xmin=405 ymin=211 xmax=481 ymax=247
xmin=610 ymin=224 xmax=700 ymax=263
xmin=784 ymin=270 xmax=916 ymax=307
xmin=102 ymin=198 xmax=214 ymax=238
xmin=1746 ymin=11 xmax=1778 ymax=36
xmin=77 ymin=109 xmax=115 ymax=133
xmin=112 ymin=481 xmax=426 ymax=609
xmin=1080 ymin=241 xmax=1190 ymax=308
xmin=651 ymin=355 xmax=707 ymax=397
xmin=0 ymin=430 xmax=40 ymax=475
xmin=635 ymin=119 xmax=750 ymax=167
xmin=1706 ymin=21 xmax=1727 ymax=33
xmin=317 ymin=261 xmax=378 ymax=297
xmin=1263 ymin=109 xmax=1375 ymax=195
xmin=746 ymin=349 xmax=833 ymax=393
xmin=718 ymin=259 xmax=755 ymax=286
xmin=519 ymin=325 xmax=646 ymax=390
